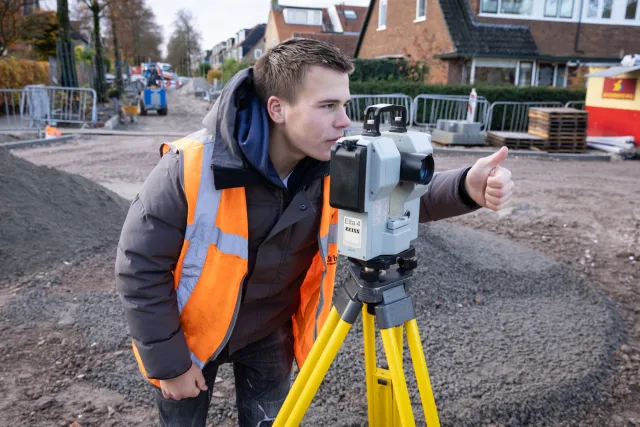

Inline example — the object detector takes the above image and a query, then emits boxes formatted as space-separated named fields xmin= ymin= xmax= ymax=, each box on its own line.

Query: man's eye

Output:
xmin=323 ymin=104 xmax=335 ymax=110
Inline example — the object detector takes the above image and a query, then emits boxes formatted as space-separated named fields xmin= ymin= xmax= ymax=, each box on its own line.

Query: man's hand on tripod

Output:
xmin=465 ymin=146 xmax=514 ymax=211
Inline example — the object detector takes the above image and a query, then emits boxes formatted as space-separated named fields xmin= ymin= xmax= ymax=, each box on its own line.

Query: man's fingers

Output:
xmin=486 ymin=180 xmax=514 ymax=198
xmin=195 ymin=372 xmax=208 ymax=391
xmin=485 ymin=191 xmax=512 ymax=208
xmin=487 ymin=167 xmax=512 ymax=188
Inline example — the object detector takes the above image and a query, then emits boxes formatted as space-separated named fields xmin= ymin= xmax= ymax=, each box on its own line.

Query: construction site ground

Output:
xmin=0 ymin=90 xmax=638 ymax=427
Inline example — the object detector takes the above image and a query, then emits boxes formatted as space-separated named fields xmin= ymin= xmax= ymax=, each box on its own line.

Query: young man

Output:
xmin=115 ymin=38 xmax=513 ymax=427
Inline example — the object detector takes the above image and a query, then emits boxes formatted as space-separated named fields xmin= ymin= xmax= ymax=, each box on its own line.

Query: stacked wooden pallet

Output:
xmin=527 ymin=108 xmax=588 ymax=153
xmin=486 ymin=132 xmax=546 ymax=150
xmin=486 ymin=107 xmax=589 ymax=153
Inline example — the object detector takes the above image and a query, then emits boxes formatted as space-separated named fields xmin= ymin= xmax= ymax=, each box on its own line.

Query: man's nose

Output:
xmin=335 ymin=107 xmax=351 ymax=129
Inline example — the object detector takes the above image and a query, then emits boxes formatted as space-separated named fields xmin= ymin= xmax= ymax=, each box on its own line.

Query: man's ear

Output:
xmin=266 ymin=96 xmax=286 ymax=124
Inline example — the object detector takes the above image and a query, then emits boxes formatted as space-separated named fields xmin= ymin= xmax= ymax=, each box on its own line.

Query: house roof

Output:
xmin=240 ymin=23 xmax=267 ymax=57
xmin=439 ymin=0 xmax=537 ymax=57
xmin=354 ymin=0 xmax=538 ymax=58
xmin=272 ymin=5 xmax=331 ymax=41
xmin=334 ymin=5 xmax=368 ymax=33
xmin=293 ymin=32 xmax=360 ymax=56
xmin=588 ymin=65 xmax=640 ymax=77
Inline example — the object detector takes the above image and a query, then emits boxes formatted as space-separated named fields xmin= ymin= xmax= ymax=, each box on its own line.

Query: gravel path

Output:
xmin=1 ymin=89 xmax=635 ymax=427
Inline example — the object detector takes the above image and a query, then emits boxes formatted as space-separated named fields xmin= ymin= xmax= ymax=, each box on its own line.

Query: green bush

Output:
xmin=349 ymin=81 xmax=586 ymax=104
xmin=0 ymin=58 xmax=49 ymax=90
xmin=351 ymin=58 xmax=428 ymax=83
xmin=349 ymin=81 xmax=586 ymax=129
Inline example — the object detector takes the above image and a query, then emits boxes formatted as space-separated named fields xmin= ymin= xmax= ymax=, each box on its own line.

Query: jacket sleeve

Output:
xmin=419 ymin=167 xmax=481 ymax=223
xmin=114 ymin=150 xmax=192 ymax=380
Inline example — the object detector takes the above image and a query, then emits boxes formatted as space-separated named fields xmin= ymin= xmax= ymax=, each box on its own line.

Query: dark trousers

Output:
xmin=154 ymin=322 xmax=294 ymax=427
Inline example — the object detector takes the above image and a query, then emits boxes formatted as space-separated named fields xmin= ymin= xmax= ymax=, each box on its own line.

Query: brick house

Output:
xmin=354 ymin=0 xmax=640 ymax=87
xmin=265 ymin=3 xmax=367 ymax=56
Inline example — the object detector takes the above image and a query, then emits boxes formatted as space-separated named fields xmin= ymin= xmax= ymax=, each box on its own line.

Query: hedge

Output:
xmin=0 ymin=58 xmax=49 ymax=90
xmin=351 ymin=58 xmax=428 ymax=83
xmin=349 ymin=81 xmax=586 ymax=105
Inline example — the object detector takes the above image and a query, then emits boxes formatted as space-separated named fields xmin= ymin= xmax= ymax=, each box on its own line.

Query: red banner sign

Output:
xmin=602 ymin=78 xmax=637 ymax=100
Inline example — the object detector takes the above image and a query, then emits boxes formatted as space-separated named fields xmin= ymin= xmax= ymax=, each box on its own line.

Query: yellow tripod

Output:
xmin=273 ymin=247 xmax=441 ymax=427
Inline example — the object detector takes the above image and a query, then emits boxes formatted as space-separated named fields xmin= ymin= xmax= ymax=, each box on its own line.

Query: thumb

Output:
xmin=483 ymin=146 xmax=508 ymax=169
xmin=195 ymin=371 xmax=207 ymax=391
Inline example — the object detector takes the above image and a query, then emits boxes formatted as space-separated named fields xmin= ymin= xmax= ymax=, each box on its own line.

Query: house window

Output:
xmin=481 ymin=0 xmax=532 ymax=15
xmin=501 ymin=0 xmax=533 ymax=14
xmin=284 ymin=8 xmax=323 ymax=25
xmin=518 ymin=61 xmax=533 ymax=86
xmin=474 ymin=59 xmax=518 ymax=85
xmin=544 ymin=0 xmax=574 ymax=18
xmin=378 ymin=0 xmax=387 ymax=29
xmin=602 ymin=0 xmax=613 ymax=17
xmin=556 ymin=64 xmax=568 ymax=87
xmin=416 ymin=0 xmax=426 ymax=18
xmin=626 ymin=0 xmax=638 ymax=18
xmin=481 ymin=0 xmax=499 ymax=13
xmin=254 ymin=49 xmax=263 ymax=59
xmin=344 ymin=9 xmax=357 ymax=19
xmin=537 ymin=63 xmax=555 ymax=86
xmin=587 ymin=0 xmax=614 ymax=18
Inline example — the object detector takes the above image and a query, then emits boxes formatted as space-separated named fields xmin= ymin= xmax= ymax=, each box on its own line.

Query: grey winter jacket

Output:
xmin=114 ymin=69 xmax=480 ymax=381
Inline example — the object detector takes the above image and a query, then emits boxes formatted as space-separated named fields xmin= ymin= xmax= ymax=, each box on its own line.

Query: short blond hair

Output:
xmin=253 ymin=37 xmax=354 ymax=104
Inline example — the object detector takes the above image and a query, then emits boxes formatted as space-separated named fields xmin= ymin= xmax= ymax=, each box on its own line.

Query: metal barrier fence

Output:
xmin=485 ymin=101 xmax=564 ymax=132
xmin=347 ymin=94 xmax=413 ymax=124
xmin=412 ymin=94 xmax=490 ymax=129
xmin=565 ymin=101 xmax=586 ymax=110
xmin=0 ymin=89 xmax=30 ymax=131
xmin=24 ymin=85 xmax=97 ymax=128
xmin=1 ymin=86 xmax=97 ymax=133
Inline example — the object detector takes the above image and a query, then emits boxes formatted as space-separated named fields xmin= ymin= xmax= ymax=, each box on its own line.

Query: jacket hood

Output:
xmin=202 ymin=68 xmax=283 ymax=190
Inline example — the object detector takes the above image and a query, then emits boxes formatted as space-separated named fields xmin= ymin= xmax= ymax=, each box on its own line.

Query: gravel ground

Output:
xmin=1 ymin=89 xmax=638 ymax=427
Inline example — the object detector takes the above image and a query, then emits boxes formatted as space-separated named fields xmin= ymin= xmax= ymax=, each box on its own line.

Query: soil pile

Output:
xmin=0 ymin=148 xmax=130 ymax=280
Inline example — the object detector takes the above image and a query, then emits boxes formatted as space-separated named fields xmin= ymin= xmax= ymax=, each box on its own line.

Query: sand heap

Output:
xmin=0 ymin=148 xmax=130 ymax=279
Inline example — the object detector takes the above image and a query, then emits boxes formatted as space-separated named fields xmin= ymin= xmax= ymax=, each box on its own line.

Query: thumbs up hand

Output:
xmin=465 ymin=147 xmax=514 ymax=211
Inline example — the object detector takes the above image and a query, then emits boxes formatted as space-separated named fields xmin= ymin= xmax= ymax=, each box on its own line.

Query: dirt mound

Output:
xmin=0 ymin=148 xmax=129 ymax=280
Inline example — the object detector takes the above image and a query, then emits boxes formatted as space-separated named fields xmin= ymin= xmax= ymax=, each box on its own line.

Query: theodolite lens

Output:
xmin=400 ymin=153 xmax=434 ymax=185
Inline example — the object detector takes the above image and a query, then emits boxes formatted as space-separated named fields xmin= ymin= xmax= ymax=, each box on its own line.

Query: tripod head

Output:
xmin=329 ymin=104 xmax=435 ymax=262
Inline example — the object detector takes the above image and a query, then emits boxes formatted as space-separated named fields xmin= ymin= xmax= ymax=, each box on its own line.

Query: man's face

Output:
xmin=280 ymin=65 xmax=351 ymax=162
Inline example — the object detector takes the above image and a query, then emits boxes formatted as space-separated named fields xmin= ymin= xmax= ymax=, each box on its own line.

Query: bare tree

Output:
xmin=0 ymin=0 xmax=25 ymax=56
xmin=79 ymin=0 xmax=107 ymax=101
xmin=56 ymin=0 xmax=78 ymax=87
xmin=166 ymin=9 xmax=201 ymax=76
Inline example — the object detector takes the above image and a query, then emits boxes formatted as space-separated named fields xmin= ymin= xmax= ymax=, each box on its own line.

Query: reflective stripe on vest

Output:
xmin=133 ymin=131 xmax=338 ymax=386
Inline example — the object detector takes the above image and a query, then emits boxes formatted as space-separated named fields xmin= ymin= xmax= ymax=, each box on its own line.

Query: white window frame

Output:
xmin=480 ymin=0 xmax=534 ymax=16
xmin=254 ymin=49 xmax=263 ymax=59
xmin=283 ymin=8 xmax=322 ymax=26
xmin=415 ymin=0 xmax=426 ymax=22
xmin=344 ymin=9 xmax=357 ymax=19
xmin=479 ymin=0 xmax=640 ymax=25
xmin=378 ymin=0 xmax=387 ymax=30
xmin=544 ymin=0 xmax=576 ymax=18
xmin=623 ymin=0 xmax=640 ymax=19
xmin=469 ymin=58 xmax=569 ymax=87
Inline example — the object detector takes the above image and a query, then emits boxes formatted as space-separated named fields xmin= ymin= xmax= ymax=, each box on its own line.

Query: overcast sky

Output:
xmin=41 ymin=0 xmax=371 ymax=57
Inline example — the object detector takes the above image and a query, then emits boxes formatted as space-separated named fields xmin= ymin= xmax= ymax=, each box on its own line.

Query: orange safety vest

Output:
xmin=132 ymin=132 xmax=339 ymax=387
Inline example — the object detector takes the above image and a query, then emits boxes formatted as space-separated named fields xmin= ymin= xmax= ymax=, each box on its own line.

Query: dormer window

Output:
xmin=283 ymin=8 xmax=323 ymax=25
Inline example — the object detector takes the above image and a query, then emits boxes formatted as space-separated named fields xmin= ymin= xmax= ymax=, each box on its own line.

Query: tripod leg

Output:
xmin=394 ymin=326 xmax=404 ymax=370
xmin=283 ymin=312 xmax=356 ymax=427
xmin=273 ymin=307 xmax=340 ymax=427
xmin=363 ymin=305 xmax=377 ymax=427
xmin=380 ymin=328 xmax=417 ymax=427
xmin=405 ymin=319 xmax=440 ymax=427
